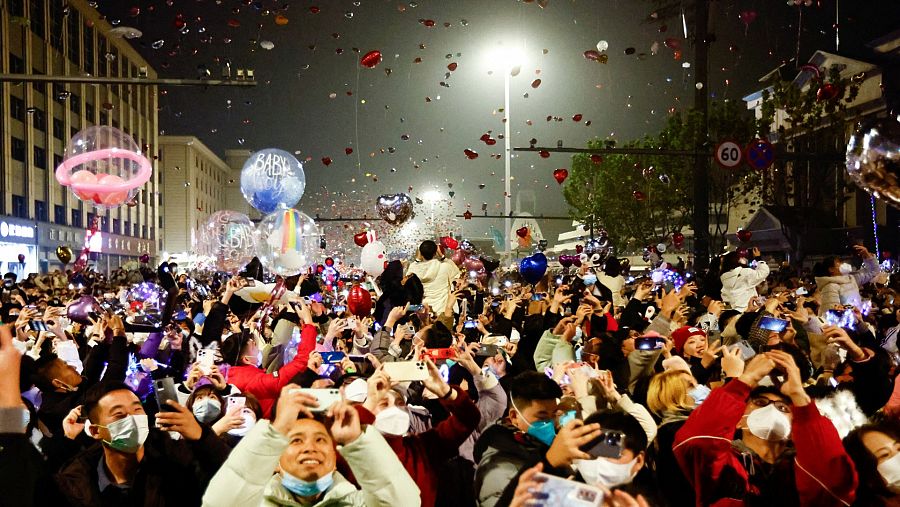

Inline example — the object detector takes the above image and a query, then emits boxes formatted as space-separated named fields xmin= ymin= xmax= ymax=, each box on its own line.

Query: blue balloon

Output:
xmin=519 ymin=253 xmax=548 ymax=284
xmin=240 ymin=148 xmax=306 ymax=213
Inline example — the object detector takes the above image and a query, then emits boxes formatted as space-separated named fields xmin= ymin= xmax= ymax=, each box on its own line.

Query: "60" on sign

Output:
xmin=715 ymin=141 xmax=743 ymax=169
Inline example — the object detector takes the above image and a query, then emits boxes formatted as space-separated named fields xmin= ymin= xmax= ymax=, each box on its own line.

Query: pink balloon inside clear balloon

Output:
xmin=97 ymin=174 xmax=129 ymax=206
xmin=70 ymin=170 xmax=99 ymax=201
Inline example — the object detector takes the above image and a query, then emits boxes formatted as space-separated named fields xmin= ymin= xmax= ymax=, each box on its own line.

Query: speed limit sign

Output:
xmin=715 ymin=141 xmax=743 ymax=169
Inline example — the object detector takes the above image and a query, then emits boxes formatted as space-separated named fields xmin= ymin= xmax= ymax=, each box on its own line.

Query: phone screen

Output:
xmin=757 ymin=316 xmax=789 ymax=333
xmin=464 ymin=319 xmax=477 ymax=329
xmin=634 ymin=337 xmax=663 ymax=351
xmin=407 ymin=304 xmax=424 ymax=312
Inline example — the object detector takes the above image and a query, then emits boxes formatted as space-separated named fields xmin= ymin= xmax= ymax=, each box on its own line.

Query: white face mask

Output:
xmin=227 ymin=410 xmax=257 ymax=437
xmin=192 ymin=398 xmax=222 ymax=424
xmin=745 ymin=404 xmax=791 ymax=441
xmin=839 ymin=263 xmax=853 ymax=275
xmin=877 ymin=452 xmax=900 ymax=492
xmin=574 ymin=456 xmax=638 ymax=488
xmin=98 ymin=414 xmax=150 ymax=453
xmin=373 ymin=406 xmax=411 ymax=436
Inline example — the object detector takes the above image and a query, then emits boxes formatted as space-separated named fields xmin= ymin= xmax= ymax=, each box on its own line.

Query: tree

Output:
xmin=563 ymin=101 xmax=757 ymax=252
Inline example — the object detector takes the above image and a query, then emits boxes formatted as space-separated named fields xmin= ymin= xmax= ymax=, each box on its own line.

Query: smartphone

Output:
xmin=407 ymin=304 xmax=424 ymax=312
xmin=227 ymin=395 xmax=246 ymax=413
xmin=320 ymin=351 xmax=346 ymax=364
xmin=296 ymin=388 xmax=343 ymax=412
xmin=422 ymin=348 xmax=457 ymax=361
xmin=464 ymin=319 xmax=478 ymax=329
xmin=824 ymin=309 xmax=856 ymax=330
xmin=28 ymin=320 xmax=48 ymax=332
xmin=531 ymin=293 xmax=544 ymax=301
xmin=198 ymin=350 xmax=214 ymax=376
xmin=532 ymin=473 xmax=604 ymax=507
xmin=382 ymin=361 xmax=429 ymax=382
xmin=154 ymin=377 xmax=179 ymax=412
xmin=757 ymin=316 xmax=789 ymax=333
xmin=634 ymin=337 xmax=664 ymax=351
xmin=332 ymin=305 xmax=347 ymax=314
xmin=583 ymin=430 xmax=625 ymax=459
xmin=475 ymin=344 xmax=501 ymax=357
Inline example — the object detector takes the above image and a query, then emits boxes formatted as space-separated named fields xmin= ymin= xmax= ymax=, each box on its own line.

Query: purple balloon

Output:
xmin=67 ymin=294 xmax=99 ymax=324
xmin=463 ymin=256 xmax=484 ymax=273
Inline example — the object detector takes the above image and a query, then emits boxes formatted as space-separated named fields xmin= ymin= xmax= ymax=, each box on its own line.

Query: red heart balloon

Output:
xmin=360 ymin=50 xmax=383 ymax=69
xmin=347 ymin=284 xmax=372 ymax=317
xmin=322 ymin=157 xmax=332 ymax=166
xmin=553 ymin=168 xmax=568 ymax=184
xmin=353 ymin=232 xmax=369 ymax=247
xmin=345 ymin=147 xmax=353 ymax=155
xmin=464 ymin=148 xmax=479 ymax=160
xmin=440 ymin=236 xmax=459 ymax=250
xmin=516 ymin=227 xmax=529 ymax=238
xmin=673 ymin=232 xmax=685 ymax=249
xmin=575 ymin=245 xmax=584 ymax=254
xmin=816 ymin=83 xmax=840 ymax=102
xmin=736 ymin=229 xmax=752 ymax=242
xmin=590 ymin=154 xmax=603 ymax=165
xmin=558 ymin=255 xmax=573 ymax=268
xmin=633 ymin=190 xmax=646 ymax=201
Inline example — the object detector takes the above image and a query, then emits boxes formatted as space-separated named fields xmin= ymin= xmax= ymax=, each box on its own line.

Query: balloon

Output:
xmin=347 ymin=284 xmax=372 ymax=317
xmin=67 ymin=295 xmax=99 ymax=324
xmin=463 ymin=256 xmax=484 ymax=274
xmin=520 ymin=253 xmax=548 ymax=284
xmin=553 ymin=168 xmax=568 ymax=184
xmin=376 ymin=193 xmax=414 ymax=225
xmin=673 ymin=232 xmax=685 ymax=249
xmin=657 ymin=243 xmax=667 ymax=253
xmin=139 ymin=253 xmax=150 ymax=264
xmin=440 ymin=236 xmax=459 ymax=250
xmin=736 ymin=229 xmax=752 ymax=242
xmin=353 ymin=231 xmax=369 ymax=247
xmin=846 ymin=116 xmax=900 ymax=206
xmin=558 ymin=255 xmax=574 ymax=268
xmin=816 ymin=83 xmax=841 ymax=102
xmin=359 ymin=231 xmax=387 ymax=277
xmin=633 ymin=190 xmax=646 ymax=201
xmin=590 ymin=154 xmax=603 ymax=164
xmin=240 ymin=148 xmax=306 ymax=214
xmin=56 ymin=246 xmax=73 ymax=264
xmin=596 ymin=40 xmax=609 ymax=52
xmin=450 ymin=248 xmax=467 ymax=267
xmin=738 ymin=10 xmax=757 ymax=26
xmin=583 ymin=49 xmax=601 ymax=61
xmin=198 ymin=211 xmax=257 ymax=273
xmin=55 ymin=126 xmax=152 ymax=209
xmin=256 ymin=209 xmax=320 ymax=276
xmin=360 ymin=50 xmax=383 ymax=68
xmin=17 ymin=253 xmax=25 ymax=263
xmin=516 ymin=227 xmax=529 ymax=239
xmin=464 ymin=148 xmax=479 ymax=160
xmin=125 ymin=282 xmax=168 ymax=323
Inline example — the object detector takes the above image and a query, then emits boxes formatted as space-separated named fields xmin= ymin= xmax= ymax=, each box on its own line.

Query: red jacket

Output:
xmin=226 ymin=323 xmax=318 ymax=417
xmin=356 ymin=386 xmax=481 ymax=507
xmin=673 ymin=379 xmax=857 ymax=507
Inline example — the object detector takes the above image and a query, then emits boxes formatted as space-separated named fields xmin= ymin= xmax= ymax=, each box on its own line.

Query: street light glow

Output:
xmin=485 ymin=43 xmax=525 ymax=71
xmin=423 ymin=190 xmax=442 ymax=202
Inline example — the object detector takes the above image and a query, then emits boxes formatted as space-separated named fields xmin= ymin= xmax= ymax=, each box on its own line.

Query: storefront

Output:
xmin=0 ymin=217 xmax=39 ymax=279
xmin=38 ymin=223 xmax=155 ymax=274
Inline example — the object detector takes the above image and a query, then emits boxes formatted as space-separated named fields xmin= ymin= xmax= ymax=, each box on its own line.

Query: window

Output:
xmin=12 ymin=196 xmax=27 ymax=219
xmin=33 ymin=146 xmax=46 ymax=169
xmin=53 ymin=154 xmax=63 ymax=170
xmin=71 ymin=210 xmax=82 ymax=228
xmin=150 ymin=227 xmax=155 ymax=240
xmin=99 ymin=110 xmax=108 ymax=125
xmin=133 ymin=223 xmax=139 ymax=236
xmin=69 ymin=93 xmax=80 ymax=115
xmin=83 ymin=24 xmax=94 ymax=74
xmin=97 ymin=37 xmax=107 ymax=77
xmin=53 ymin=118 xmax=64 ymax=140
xmin=9 ymin=53 xmax=25 ymax=74
xmin=113 ymin=218 xmax=121 ymax=234
xmin=32 ymin=108 xmax=46 ymax=131
xmin=159 ymin=215 xmax=164 ymax=229
xmin=142 ymin=225 xmax=148 ymax=238
xmin=10 ymin=96 xmax=25 ymax=121
xmin=101 ymin=218 xmax=109 ymax=233
xmin=11 ymin=137 xmax=26 ymax=162
xmin=8 ymin=0 xmax=24 ymax=16
xmin=29 ymin=0 xmax=44 ymax=38
xmin=67 ymin=11 xmax=79 ymax=64
xmin=34 ymin=200 xmax=47 ymax=222
xmin=85 ymin=102 xmax=94 ymax=122
xmin=54 ymin=205 xmax=65 ymax=225
xmin=124 ymin=221 xmax=130 ymax=236
xmin=48 ymin=1 xmax=62 ymax=49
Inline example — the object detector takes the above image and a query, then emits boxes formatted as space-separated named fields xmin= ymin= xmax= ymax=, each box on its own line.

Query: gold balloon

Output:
xmin=56 ymin=246 xmax=73 ymax=264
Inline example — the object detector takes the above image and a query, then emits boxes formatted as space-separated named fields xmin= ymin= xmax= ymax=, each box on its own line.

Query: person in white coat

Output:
xmin=202 ymin=385 xmax=421 ymax=507
xmin=813 ymin=244 xmax=881 ymax=316
xmin=719 ymin=247 xmax=769 ymax=312
xmin=405 ymin=240 xmax=460 ymax=314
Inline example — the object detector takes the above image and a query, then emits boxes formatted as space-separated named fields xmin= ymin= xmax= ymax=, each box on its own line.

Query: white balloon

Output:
xmin=596 ymin=40 xmax=609 ymax=52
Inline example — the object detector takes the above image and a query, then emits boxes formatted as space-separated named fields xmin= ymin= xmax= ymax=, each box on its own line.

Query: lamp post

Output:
xmin=423 ymin=190 xmax=442 ymax=225
xmin=485 ymin=43 xmax=524 ymax=261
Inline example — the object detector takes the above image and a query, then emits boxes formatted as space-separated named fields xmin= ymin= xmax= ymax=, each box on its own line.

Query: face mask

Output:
xmin=575 ymin=456 xmax=638 ymax=488
xmin=97 ymin=414 xmax=149 ymax=453
xmin=192 ymin=398 xmax=222 ymax=424
xmin=373 ymin=406 xmax=411 ymax=436
xmin=228 ymin=412 xmax=257 ymax=437
xmin=558 ymin=410 xmax=577 ymax=427
xmin=281 ymin=470 xmax=335 ymax=498
xmin=54 ymin=378 xmax=79 ymax=393
xmin=688 ymin=385 xmax=712 ymax=405
xmin=745 ymin=404 xmax=791 ymax=441
xmin=877 ymin=452 xmax=900 ymax=492
xmin=511 ymin=398 xmax=556 ymax=447
xmin=839 ymin=263 xmax=853 ymax=275
xmin=583 ymin=274 xmax=597 ymax=286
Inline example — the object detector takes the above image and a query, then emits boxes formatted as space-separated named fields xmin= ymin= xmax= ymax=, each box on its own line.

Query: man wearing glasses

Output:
xmin=672 ymin=352 xmax=858 ymax=507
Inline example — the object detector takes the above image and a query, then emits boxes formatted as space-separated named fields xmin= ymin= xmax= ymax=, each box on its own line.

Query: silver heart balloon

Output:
xmin=376 ymin=193 xmax=414 ymax=225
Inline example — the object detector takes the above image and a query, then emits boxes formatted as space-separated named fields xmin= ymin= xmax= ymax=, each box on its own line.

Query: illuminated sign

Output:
xmin=0 ymin=221 xmax=35 ymax=240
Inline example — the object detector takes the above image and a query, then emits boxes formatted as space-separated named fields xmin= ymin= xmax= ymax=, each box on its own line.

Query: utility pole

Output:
xmin=692 ymin=0 xmax=711 ymax=270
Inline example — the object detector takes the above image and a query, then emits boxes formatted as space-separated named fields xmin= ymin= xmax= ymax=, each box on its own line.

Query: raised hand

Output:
xmin=328 ymin=401 xmax=362 ymax=445
xmin=545 ymin=419 xmax=603 ymax=468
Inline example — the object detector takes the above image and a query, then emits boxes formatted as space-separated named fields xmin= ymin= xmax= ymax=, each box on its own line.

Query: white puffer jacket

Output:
xmin=719 ymin=261 xmax=770 ymax=312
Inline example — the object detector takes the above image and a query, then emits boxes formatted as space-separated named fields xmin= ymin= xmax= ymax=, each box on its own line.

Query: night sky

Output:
xmin=96 ymin=0 xmax=900 ymax=251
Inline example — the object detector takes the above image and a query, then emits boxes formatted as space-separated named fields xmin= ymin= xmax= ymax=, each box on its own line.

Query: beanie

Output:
xmin=671 ymin=326 xmax=706 ymax=355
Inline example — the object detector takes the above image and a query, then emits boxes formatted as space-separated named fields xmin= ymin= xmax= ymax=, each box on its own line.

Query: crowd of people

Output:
xmin=0 ymin=238 xmax=899 ymax=507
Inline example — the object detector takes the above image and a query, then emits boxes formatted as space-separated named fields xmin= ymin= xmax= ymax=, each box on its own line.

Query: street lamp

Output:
xmin=423 ymin=190 xmax=442 ymax=224
xmin=485 ymin=43 xmax=525 ymax=259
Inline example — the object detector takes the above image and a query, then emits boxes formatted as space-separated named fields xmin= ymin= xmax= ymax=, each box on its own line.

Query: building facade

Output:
xmin=0 ymin=0 xmax=159 ymax=275
xmin=158 ymin=136 xmax=237 ymax=258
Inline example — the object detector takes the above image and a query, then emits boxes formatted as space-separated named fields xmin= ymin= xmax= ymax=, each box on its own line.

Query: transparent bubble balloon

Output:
xmin=55 ymin=126 xmax=152 ymax=209
xmin=256 ymin=209 xmax=320 ymax=276
xmin=124 ymin=282 xmax=168 ymax=324
xmin=846 ymin=116 xmax=900 ymax=207
xmin=198 ymin=211 xmax=257 ymax=273
xmin=240 ymin=148 xmax=306 ymax=213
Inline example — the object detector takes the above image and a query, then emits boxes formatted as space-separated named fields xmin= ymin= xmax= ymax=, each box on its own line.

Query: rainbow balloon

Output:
xmin=280 ymin=209 xmax=299 ymax=253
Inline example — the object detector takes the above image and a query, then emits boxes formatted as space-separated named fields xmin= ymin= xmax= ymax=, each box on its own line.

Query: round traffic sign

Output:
xmin=745 ymin=139 xmax=775 ymax=170
xmin=715 ymin=141 xmax=743 ymax=169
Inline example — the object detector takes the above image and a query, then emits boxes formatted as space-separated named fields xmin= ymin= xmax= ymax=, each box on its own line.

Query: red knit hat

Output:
xmin=671 ymin=326 xmax=705 ymax=354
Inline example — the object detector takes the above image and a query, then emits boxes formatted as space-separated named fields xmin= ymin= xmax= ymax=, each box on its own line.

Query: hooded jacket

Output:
xmin=405 ymin=258 xmax=459 ymax=315
xmin=201 ymin=421 xmax=421 ymax=507
xmin=815 ymin=256 xmax=880 ymax=315
xmin=720 ymin=261 xmax=770 ymax=312
xmin=672 ymin=380 xmax=858 ymax=507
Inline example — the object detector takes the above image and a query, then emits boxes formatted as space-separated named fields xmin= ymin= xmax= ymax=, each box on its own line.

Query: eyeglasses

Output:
xmin=750 ymin=397 xmax=791 ymax=414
